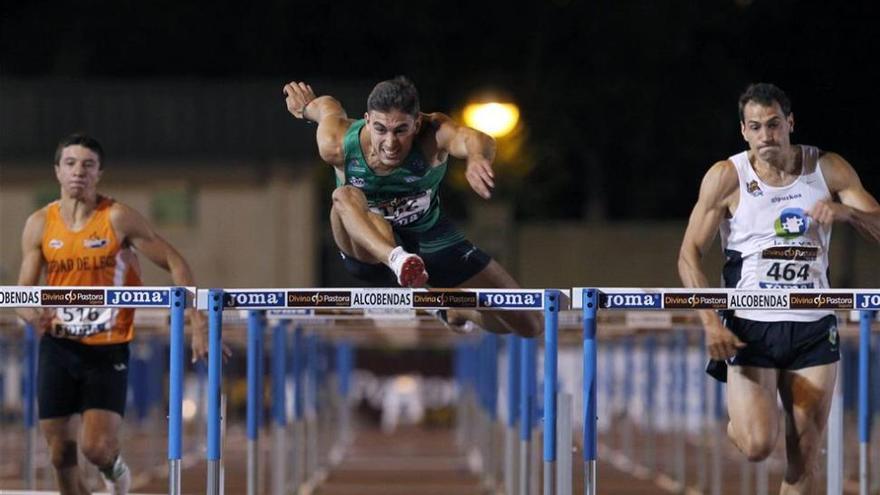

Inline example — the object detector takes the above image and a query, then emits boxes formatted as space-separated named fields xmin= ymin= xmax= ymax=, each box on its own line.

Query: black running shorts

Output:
xmin=38 ymin=335 xmax=130 ymax=419
xmin=341 ymin=214 xmax=492 ymax=288
xmin=706 ymin=315 xmax=839 ymax=382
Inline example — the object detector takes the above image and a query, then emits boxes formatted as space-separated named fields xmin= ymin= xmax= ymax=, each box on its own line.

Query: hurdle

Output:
xmin=0 ymin=285 xmax=192 ymax=494
xmin=573 ymin=287 xmax=877 ymax=495
xmin=192 ymin=287 xmax=572 ymax=495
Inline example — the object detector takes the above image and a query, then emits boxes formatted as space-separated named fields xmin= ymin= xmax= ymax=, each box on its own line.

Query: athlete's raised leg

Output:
xmin=330 ymin=185 xmax=427 ymax=287
xmin=41 ymin=415 xmax=90 ymax=495
xmin=778 ymin=362 xmax=837 ymax=494
xmin=726 ymin=365 xmax=780 ymax=462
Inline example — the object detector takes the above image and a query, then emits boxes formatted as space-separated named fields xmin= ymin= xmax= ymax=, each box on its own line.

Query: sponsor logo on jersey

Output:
xmin=287 ymin=291 xmax=352 ymax=307
xmin=349 ymin=177 xmax=366 ymax=188
xmin=224 ymin=291 xmax=285 ymax=308
xmin=774 ymin=207 xmax=810 ymax=239
xmin=41 ymin=289 xmax=106 ymax=306
xmin=403 ymin=175 xmax=421 ymax=183
xmin=107 ymin=289 xmax=170 ymax=306
xmin=663 ymin=293 xmax=728 ymax=309
xmin=600 ymin=293 xmax=662 ymax=309
xmin=49 ymin=239 xmax=64 ymax=249
xmin=746 ymin=180 xmax=763 ymax=196
xmin=347 ymin=160 xmax=366 ymax=173
xmin=761 ymin=246 xmax=818 ymax=261
xmin=478 ymin=291 xmax=542 ymax=309
xmin=83 ymin=235 xmax=108 ymax=249
xmin=412 ymin=291 xmax=478 ymax=308
xmin=351 ymin=289 xmax=413 ymax=308
xmin=728 ymin=292 xmax=789 ymax=309
xmin=771 ymin=193 xmax=803 ymax=204
xmin=789 ymin=293 xmax=854 ymax=309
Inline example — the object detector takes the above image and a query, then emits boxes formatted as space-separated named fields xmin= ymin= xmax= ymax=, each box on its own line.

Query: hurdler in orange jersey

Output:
xmin=41 ymin=196 xmax=142 ymax=345
xmin=16 ymin=134 xmax=229 ymax=495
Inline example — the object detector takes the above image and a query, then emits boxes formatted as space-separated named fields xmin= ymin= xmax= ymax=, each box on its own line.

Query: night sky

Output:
xmin=3 ymin=0 xmax=879 ymax=220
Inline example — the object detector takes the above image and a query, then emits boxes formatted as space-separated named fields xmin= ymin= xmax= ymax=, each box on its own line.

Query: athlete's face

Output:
xmin=740 ymin=101 xmax=794 ymax=165
xmin=365 ymin=109 xmax=420 ymax=167
xmin=55 ymin=145 xmax=102 ymax=199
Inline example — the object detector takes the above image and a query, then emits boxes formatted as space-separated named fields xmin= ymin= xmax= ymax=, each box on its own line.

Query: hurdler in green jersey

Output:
xmin=283 ymin=76 xmax=542 ymax=338
xmin=339 ymin=119 xmax=445 ymax=233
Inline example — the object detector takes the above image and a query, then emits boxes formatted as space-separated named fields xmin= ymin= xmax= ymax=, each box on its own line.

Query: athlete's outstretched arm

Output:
xmin=432 ymin=113 xmax=497 ymax=199
xmin=15 ymin=210 xmax=53 ymax=330
xmin=678 ymin=161 xmax=745 ymax=360
xmin=110 ymin=203 xmax=228 ymax=362
xmin=283 ymin=81 xmax=352 ymax=167
xmin=812 ymin=152 xmax=880 ymax=244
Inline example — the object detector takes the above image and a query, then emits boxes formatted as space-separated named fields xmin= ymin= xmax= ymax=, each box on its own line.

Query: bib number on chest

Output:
xmin=51 ymin=307 xmax=115 ymax=338
xmin=370 ymin=190 xmax=432 ymax=227
xmin=757 ymin=246 xmax=819 ymax=289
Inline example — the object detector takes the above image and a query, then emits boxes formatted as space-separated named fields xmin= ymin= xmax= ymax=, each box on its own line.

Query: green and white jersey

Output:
xmin=338 ymin=119 xmax=447 ymax=233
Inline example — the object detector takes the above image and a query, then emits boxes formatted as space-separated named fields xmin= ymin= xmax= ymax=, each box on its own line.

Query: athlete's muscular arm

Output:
xmin=15 ymin=210 xmax=53 ymax=331
xmin=432 ymin=112 xmax=497 ymax=199
xmin=283 ymin=81 xmax=352 ymax=167
xmin=678 ymin=161 xmax=746 ymax=360
xmin=110 ymin=203 xmax=227 ymax=362
xmin=811 ymin=152 xmax=880 ymax=244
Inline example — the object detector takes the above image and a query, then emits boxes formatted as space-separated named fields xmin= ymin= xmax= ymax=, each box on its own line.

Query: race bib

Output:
xmin=369 ymin=190 xmax=432 ymax=227
xmin=50 ymin=307 xmax=115 ymax=339
xmin=757 ymin=245 xmax=819 ymax=289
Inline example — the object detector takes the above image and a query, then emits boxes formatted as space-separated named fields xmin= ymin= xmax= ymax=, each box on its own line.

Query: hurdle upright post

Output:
xmin=582 ymin=288 xmax=598 ymax=495
xmin=23 ymin=323 xmax=37 ymax=490
xmin=206 ymin=289 xmax=224 ymax=495
xmin=505 ymin=334 xmax=521 ymax=495
xmin=543 ymin=289 xmax=560 ymax=495
xmin=271 ymin=319 xmax=288 ymax=495
xmin=247 ymin=310 xmax=265 ymax=495
xmin=168 ymin=287 xmax=187 ymax=495
xmin=859 ymin=310 xmax=874 ymax=495
xmin=292 ymin=325 xmax=306 ymax=491
xmin=520 ymin=334 xmax=537 ymax=495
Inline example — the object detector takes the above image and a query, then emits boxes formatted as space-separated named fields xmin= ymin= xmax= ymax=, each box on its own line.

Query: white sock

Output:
xmin=387 ymin=246 xmax=406 ymax=266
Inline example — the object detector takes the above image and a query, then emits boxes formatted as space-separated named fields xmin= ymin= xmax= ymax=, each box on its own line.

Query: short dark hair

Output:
xmin=367 ymin=76 xmax=420 ymax=117
xmin=54 ymin=133 xmax=104 ymax=168
xmin=738 ymin=83 xmax=792 ymax=122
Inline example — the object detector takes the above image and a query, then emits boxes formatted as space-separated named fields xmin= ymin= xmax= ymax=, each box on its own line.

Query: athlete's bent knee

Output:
xmin=332 ymin=186 xmax=367 ymax=212
xmin=736 ymin=433 xmax=774 ymax=462
xmin=50 ymin=440 xmax=79 ymax=470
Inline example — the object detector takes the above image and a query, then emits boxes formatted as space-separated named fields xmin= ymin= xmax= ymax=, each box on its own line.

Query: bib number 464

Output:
xmin=766 ymin=262 xmax=809 ymax=282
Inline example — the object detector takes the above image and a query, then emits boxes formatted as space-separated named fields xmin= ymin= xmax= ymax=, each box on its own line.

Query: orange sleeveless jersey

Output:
xmin=41 ymin=197 xmax=142 ymax=345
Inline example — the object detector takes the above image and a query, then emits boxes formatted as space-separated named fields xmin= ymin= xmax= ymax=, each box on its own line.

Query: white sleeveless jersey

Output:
xmin=719 ymin=145 xmax=833 ymax=322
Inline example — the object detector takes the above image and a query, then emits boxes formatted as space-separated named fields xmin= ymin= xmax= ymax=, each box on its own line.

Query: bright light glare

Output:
xmin=463 ymin=102 xmax=520 ymax=137
xmin=182 ymin=398 xmax=198 ymax=421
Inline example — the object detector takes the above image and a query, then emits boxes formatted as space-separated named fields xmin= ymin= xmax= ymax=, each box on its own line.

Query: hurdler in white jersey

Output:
xmin=678 ymin=83 xmax=880 ymax=494
xmin=721 ymin=144 xmax=832 ymax=322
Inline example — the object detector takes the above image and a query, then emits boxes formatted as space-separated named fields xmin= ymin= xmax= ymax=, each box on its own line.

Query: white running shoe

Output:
xmin=387 ymin=247 xmax=428 ymax=288
xmin=101 ymin=456 xmax=131 ymax=495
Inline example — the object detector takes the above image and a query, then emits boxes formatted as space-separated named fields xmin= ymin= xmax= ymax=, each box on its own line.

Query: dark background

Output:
xmin=3 ymin=0 xmax=878 ymax=221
